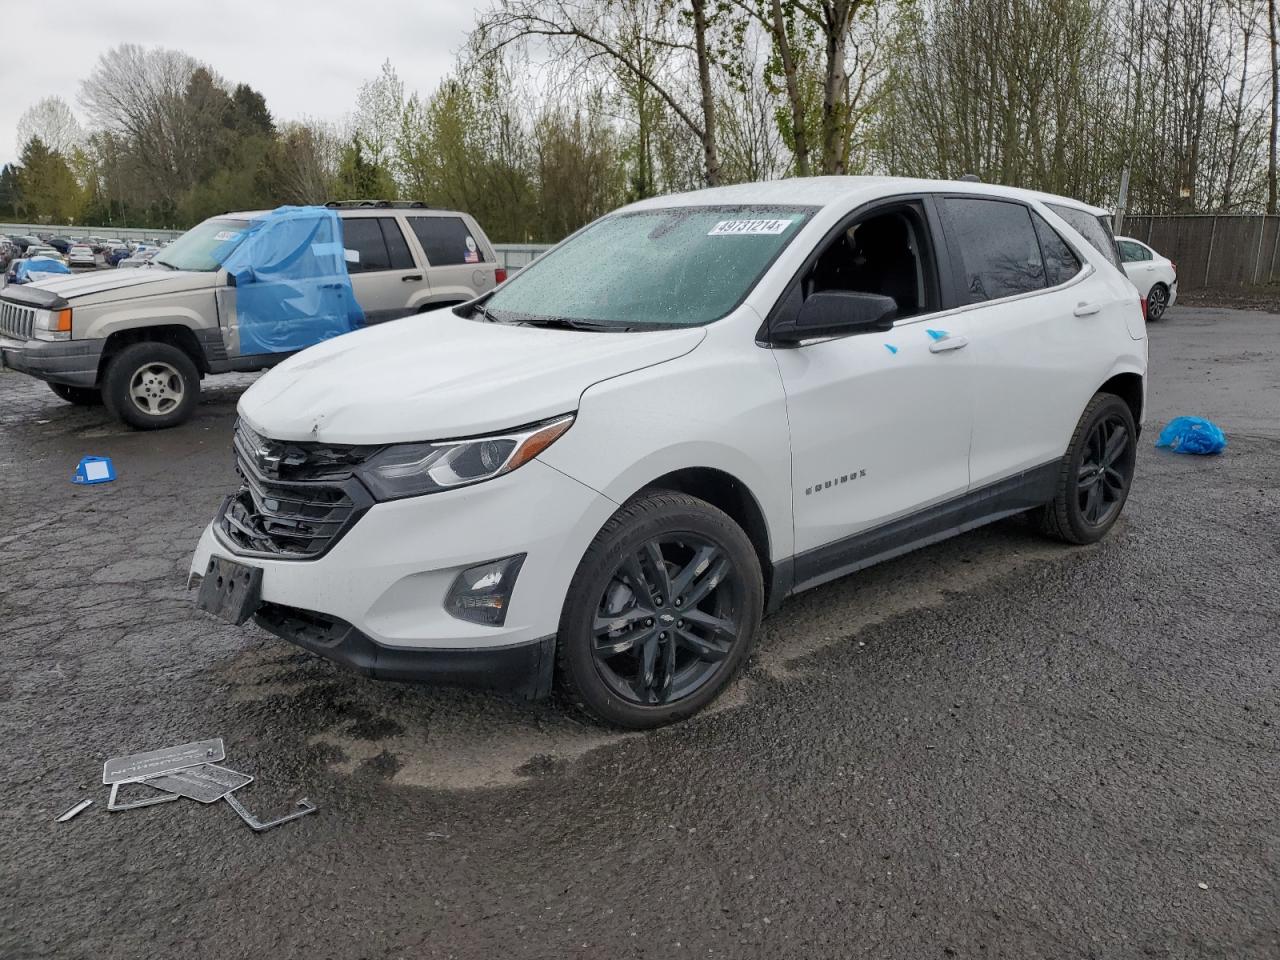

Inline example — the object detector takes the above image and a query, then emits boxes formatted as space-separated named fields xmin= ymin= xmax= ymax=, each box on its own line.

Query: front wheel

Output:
xmin=1146 ymin=283 xmax=1169 ymax=322
xmin=1031 ymin=393 xmax=1137 ymax=544
xmin=101 ymin=341 xmax=200 ymax=430
xmin=556 ymin=491 xmax=764 ymax=729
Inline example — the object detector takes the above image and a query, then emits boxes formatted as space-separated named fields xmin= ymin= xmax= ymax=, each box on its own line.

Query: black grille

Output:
xmin=217 ymin=422 xmax=373 ymax=559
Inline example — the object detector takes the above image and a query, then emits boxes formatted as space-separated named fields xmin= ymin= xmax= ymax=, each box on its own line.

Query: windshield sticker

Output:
xmin=213 ymin=230 xmax=242 ymax=242
xmin=708 ymin=219 xmax=794 ymax=237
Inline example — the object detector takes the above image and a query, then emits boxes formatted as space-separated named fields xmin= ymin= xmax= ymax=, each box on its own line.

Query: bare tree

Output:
xmin=16 ymin=97 xmax=83 ymax=157
xmin=78 ymin=44 xmax=201 ymax=205
xmin=354 ymin=60 xmax=406 ymax=173
xmin=475 ymin=0 xmax=724 ymax=185
xmin=1270 ymin=0 xmax=1278 ymax=212
xmin=728 ymin=0 xmax=881 ymax=175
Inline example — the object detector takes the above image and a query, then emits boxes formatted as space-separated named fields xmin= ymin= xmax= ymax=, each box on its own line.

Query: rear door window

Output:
xmin=941 ymin=197 xmax=1046 ymax=303
xmin=342 ymin=218 xmax=391 ymax=272
xmin=1046 ymin=203 xmax=1122 ymax=269
xmin=408 ymin=216 xmax=485 ymax=266
xmin=380 ymin=219 xmax=415 ymax=270
xmin=1117 ymin=239 xmax=1151 ymax=263
xmin=1031 ymin=213 xmax=1083 ymax=286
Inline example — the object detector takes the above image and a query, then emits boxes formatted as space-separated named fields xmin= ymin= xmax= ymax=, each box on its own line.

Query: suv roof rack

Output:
xmin=323 ymin=200 xmax=433 ymax=209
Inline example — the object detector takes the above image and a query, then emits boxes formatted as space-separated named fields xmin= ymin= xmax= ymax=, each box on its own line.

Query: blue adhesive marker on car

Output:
xmin=884 ymin=344 xmax=898 ymax=354
xmin=925 ymin=329 xmax=948 ymax=341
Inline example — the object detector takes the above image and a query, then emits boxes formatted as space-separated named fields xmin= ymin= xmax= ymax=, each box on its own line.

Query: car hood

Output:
xmin=239 ymin=310 xmax=707 ymax=443
xmin=24 ymin=267 xmax=216 ymax=303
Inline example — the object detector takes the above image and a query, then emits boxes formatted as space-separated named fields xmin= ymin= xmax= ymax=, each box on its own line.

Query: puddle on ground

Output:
xmin=217 ymin=521 xmax=1077 ymax=791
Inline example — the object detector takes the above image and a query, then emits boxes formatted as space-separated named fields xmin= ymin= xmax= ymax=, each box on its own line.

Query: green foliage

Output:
xmin=337 ymin=136 xmax=397 ymax=201
xmin=16 ymin=137 xmax=82 ymax=223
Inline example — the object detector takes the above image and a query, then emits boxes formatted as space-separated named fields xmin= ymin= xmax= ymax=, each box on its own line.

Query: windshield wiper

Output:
xmin=151 ymin=259 xmax=176 ymax=270
xmin=471 ymin=301 xmax=500 ymax=323
xmin=518 ymin=316 xmax=629 ymax=332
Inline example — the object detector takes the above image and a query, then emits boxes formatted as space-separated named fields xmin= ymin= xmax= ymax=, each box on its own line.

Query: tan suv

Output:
xmin=0 ymin=200 xmax=503 ymax=429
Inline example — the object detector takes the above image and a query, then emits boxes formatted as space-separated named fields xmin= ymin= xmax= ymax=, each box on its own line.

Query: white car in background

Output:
xmin=1116 ymin=236 xmax=1177 ymax=321
xmin=67 ymin=245 xmax=97 ymax=268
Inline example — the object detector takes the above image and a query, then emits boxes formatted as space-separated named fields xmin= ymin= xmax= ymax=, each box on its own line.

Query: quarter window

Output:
xmin=408 ymin=216 xmax=485 ymax=266
xmin=1032 ymin=213 xmax=1083 ymax=286
xmin=943 ymin=198 xmax=1045 ymax=303
xmin=1046 ymin=203 xmax=1122 ymax=269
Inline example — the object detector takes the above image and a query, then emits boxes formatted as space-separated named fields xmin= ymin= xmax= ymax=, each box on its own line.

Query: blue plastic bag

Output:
xmin=1154 ymin=417 xmax=1226 ymax=455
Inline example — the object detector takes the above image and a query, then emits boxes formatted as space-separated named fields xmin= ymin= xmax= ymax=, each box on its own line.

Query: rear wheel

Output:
xmin=1031 ymin=393 xmax=1137 ymax=545
xmin=48 ymin=382 xmax=102 ymax=406
xmin=556 ymin=491 xmax=763 ymax=729
xmin=1146 ymin=282 xmax=1169 ymax=321
xmin=102 ymin=341 xmax=200 ymax=430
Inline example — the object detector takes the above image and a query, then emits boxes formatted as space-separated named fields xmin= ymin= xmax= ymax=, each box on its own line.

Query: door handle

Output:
xmin=402 ymin=274 xmax=423 ymax=282
xmin=1073 ymin=301 xmax=1101 ymax=317
xmin=928 ymin=335 xmax=969 ymax=353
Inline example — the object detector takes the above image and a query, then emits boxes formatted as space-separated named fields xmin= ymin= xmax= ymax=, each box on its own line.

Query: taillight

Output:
xmin=1170 ymin=261 xmax=1177 ymax=277
xmin=1140 ymin=297 xmax=1148 ymax=321
xmin=494 ymin=267 xmax=507 ymax=284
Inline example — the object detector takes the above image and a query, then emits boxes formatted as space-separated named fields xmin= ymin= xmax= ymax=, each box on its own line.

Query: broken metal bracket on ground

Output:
xmin=107 ymin=780 xmax=179 ymax=812
xmin=224 ymin=792 xmax=318 ymax=832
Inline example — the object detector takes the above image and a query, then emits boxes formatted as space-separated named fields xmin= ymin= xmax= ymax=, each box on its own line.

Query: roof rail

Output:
xmin=323 ymin=200 xmax=433 ymax=209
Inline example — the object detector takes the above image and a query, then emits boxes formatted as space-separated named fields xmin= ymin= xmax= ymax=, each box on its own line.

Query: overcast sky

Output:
xmin=0 ymin=0 xmax=487 ymax=167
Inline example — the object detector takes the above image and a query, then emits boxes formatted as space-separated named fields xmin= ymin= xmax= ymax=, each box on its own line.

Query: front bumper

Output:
xmin=253 ymin=603 xmax=556 ymax=698
xmin=190 ymin=458 xmax=618 ymax=693
xmin=0 ymin=335 xmax=103 ymax=387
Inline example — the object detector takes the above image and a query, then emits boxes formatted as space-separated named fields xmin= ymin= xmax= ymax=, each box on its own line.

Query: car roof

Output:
xmin=224 ymin=206 xmax=474 ymax=221
xmin=622 ymin=176 xmax=1110 ymax=218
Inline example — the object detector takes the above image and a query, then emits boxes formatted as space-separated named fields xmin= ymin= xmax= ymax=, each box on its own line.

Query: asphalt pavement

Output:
xmin=1 ymin=306 xmax=1277 ymax=959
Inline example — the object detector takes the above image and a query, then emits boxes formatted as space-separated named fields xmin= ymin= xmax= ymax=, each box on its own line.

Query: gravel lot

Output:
xmin=1 ymin=306 xmax=1277 ymax=959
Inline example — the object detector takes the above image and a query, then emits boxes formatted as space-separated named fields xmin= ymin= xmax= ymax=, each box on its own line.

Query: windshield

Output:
xmin=485 ymin=205 xmax=814 ymax=328
xmin=154 ymin=217 xmax=253 ymax=272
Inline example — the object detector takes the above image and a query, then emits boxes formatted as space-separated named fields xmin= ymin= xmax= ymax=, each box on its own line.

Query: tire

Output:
xmin=48 ymin=382 xmax=102 ymax=406
xmin=1031 ymin=392 xmax=1137 ymax=545
xmin=556 ymin=491 xmax=764 ymax=729
xmin=101 ymin=341 xmax=200 ymax=430
xmin=1146 ymin=282 xmax=1169 ymax=322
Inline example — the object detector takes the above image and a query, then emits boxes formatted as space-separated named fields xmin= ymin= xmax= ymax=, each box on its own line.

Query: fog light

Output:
xmin=445 ymin=554 xmax=525 ymax=626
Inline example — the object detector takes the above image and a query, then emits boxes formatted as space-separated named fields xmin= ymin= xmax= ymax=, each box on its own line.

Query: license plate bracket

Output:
xmin=195 ymin=556 xmax=263 ymax=625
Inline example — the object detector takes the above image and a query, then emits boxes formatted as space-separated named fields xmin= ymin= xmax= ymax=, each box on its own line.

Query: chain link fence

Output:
xmin=1119 ymin=215 xmax=1280 ymax=291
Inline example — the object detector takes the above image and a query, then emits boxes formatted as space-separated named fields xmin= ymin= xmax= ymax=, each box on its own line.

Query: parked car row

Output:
xmin=1 ymin=184 xmax=1153 ymax=727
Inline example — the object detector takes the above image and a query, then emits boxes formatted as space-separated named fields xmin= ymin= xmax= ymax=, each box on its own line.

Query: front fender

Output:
xmin=78 ymin=291 xmax=216 ymax=341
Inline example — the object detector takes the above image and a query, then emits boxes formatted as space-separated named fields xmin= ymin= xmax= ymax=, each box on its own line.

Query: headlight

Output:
xmin=356 ymin=414 xmax=574 ymax=501
xmin=33 ymin=307 xmax=72 ymax=342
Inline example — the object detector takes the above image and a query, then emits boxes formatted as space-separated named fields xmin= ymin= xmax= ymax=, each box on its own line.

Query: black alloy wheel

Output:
xmin=558 ymin=491 xmax=763 ymax=728
xmin=1076 ymin=411 xmax=1133 ymax=527
xmin=1032 ymin=392 xmax=1137 ymax=544
xmin=592 ymin=533 xmax=743 ymax=706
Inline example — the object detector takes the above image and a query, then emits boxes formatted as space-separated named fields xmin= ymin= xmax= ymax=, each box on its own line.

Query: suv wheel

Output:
xmin=557 ymin=491 xmax=763 ymax=729
xmin=48 ymin=382 xmax=102 ymax=406
xmin=1146 ymin=283 xmax=1169 ymax=321
xmin=1032 ymin=392 xmax=1137 ymax=544
xmin=102 ymin=341 xmax=200 ymax=430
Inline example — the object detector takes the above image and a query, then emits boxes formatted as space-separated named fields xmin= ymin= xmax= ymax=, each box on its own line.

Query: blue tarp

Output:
xmin=220 ymin=206 xmax=364 ymax=355
xmin=15 ymin=257 xmax=72 ymax=282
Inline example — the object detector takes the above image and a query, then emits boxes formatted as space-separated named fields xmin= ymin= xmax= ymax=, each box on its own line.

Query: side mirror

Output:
xmin=770 ymin=290 xmax=899 ymax=345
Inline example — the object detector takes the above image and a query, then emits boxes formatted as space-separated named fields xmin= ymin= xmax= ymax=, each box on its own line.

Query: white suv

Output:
xmin=191 ymin=177 xmax=1147 ymax=728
